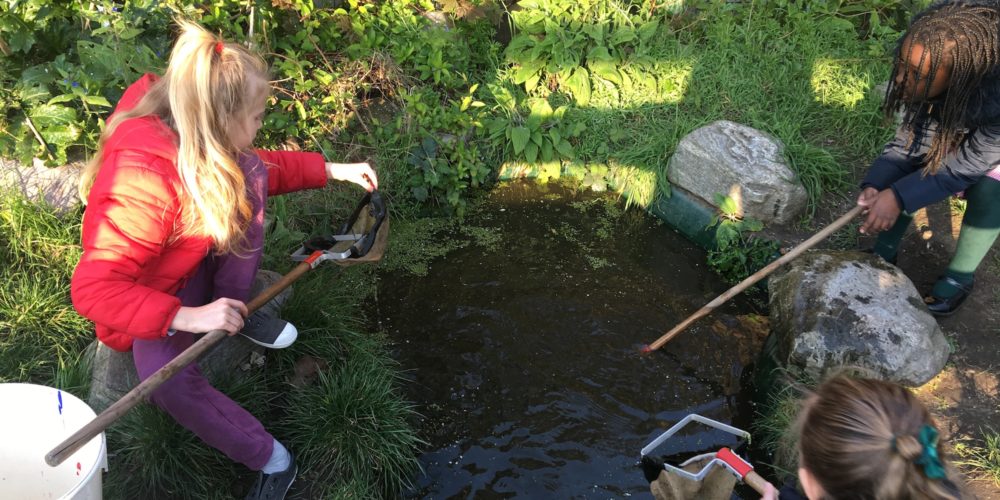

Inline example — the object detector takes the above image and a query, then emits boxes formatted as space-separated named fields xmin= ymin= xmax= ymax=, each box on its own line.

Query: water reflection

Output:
xmin=376 ymin=182 xmax=761 ymax=498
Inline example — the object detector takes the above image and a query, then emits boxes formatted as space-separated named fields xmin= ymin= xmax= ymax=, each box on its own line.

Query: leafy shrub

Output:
xmin=0 ymin=0 xmax=173 ymax=164
xmin=706 ymin=194 xmax=781 ymax=287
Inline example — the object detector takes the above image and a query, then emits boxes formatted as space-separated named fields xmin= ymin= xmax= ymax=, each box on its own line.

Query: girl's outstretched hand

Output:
xmin=760 ymin=482 xmax=778 ymax=500
xmin=170 ymin=298 xmax=248 ymax=335
xmin=326 ymin=162 xmax=378 ymax=191
xmin=859 ymin=188 xmax=901 ymax=235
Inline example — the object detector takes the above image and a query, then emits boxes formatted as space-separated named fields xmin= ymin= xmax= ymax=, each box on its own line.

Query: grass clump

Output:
xmin=0 ymin=190 xmax=91 ymax=392
xmin=282 ymin=357 xmax=423 ymax=496
xmin=752 ymin=378 xmax=807 ymax=483
xmin=105 ymin=403 xmax=243 ymax=500
xmin=954 ymin=430 xmax=1000 ymax=487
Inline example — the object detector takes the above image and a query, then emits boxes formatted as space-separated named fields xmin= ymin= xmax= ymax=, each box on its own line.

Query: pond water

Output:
xmin=374 ymin=181 xmax=765 ymax=498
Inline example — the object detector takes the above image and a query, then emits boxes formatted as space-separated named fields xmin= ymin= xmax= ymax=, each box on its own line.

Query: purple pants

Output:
xmin=132 ymin=153 xmax=273 ymax=470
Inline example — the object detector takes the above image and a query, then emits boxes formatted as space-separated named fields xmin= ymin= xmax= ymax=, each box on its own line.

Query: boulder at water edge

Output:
xmin=767 ymin=250 xmax=949 ymax=386
xmin=668 ymin=120 xmax=808 ymax=225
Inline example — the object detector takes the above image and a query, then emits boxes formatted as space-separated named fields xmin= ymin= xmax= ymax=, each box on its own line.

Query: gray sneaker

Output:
xmin=240 ymin=311 xmax=298 ymax=349
xmin=240 ymin=269 xmax=298 ymax=349
xmin=245 ymin=453 xmax=297 ymax=500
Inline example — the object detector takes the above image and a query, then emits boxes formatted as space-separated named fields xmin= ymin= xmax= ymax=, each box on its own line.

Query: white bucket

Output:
xmin=0 ymin=383 xmax=108 ymax=499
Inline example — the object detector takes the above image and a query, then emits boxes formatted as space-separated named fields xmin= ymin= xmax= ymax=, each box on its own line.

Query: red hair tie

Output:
xmin=214 ymin=42 xmax=224 ymax=55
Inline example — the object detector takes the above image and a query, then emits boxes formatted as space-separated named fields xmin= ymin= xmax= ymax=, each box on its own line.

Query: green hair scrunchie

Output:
xmin=915 ymin=424 xmax=947 ymax=480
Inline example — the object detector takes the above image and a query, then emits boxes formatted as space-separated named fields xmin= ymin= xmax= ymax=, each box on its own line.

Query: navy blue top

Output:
xmin=861 ymin=118 xmax=1000 ymax=213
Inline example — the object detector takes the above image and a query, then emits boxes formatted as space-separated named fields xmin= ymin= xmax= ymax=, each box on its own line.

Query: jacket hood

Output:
xmin=101 ymin=73 xmax=178 ymax=162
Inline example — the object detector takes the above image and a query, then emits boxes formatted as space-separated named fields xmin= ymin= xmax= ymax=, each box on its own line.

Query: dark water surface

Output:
xmin=375 ymin=182 xmax=761 ymax=498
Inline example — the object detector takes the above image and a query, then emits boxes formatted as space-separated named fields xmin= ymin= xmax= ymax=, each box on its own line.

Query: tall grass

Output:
xmin=562 ymin=2 xmax=897 ymax=215
xmin=0 ymin=190 xmax=91 ymax=396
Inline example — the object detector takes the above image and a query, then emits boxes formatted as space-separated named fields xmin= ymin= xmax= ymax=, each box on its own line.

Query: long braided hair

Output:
xmin=884 ymin=0 xmax=1000 ymax=174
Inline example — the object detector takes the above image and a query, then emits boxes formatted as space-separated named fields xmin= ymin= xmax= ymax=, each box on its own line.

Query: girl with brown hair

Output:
xmin=764 ymin=376 xmax=965 ymax=499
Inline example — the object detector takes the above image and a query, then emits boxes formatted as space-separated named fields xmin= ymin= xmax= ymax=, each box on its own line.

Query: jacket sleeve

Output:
xmin=861 ymin=126 xmax=923 ymax=192
xmin=255 ymin=150 xmax=328 ymax=195
xmin=71 ymin=151 xmax=182 ymax=339
xmin=862 ymin=123 xmax=1000 ymax=213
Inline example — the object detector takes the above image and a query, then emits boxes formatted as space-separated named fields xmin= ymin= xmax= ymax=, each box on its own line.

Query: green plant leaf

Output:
xmin=588 ymin=58 xmax=621 ymax=85
xmin=46 ymin=95 xmax=75 ymax=105
xmin=609 ymin=27 xmax=636 ymax=46
xmin=512 ymin=63 xmax=541 ymax=85
xmin=511 ymin=126 xmax=530 ymax=155
xmin=555 ymin=139 xmax=574 ymax=158
xmin=564 ymin=67 xmax=591 ymax=106
xmin=525 ymin=73 xmax=541 ymax=92
xmin=744 ymin=218 xmax=764 ymax=232
xmin=524 ymin=142 xmax=539 ymax=163
xmin=541 ymin=138 xmax=553 ymax=161
xmin=84 ymin=95 xmax=111 ymax=107
xmin=120 ymin=28 xmax=143 ymax=40
xmin=587 ymin=45 xmax=613 ymax=61
xmin=583 ymin=23 xmax=604 ymax=44
xmin=531 ymin=129 xmax=543 ymax=146
xmin=29 ymin=104 xmax=77 ymax=128
xmin=528 ymin=98 xmax=554 ymax=119
xmin=638 ymin=19 xmax=660 ymax=43
xmin=714 ymin=194 xmax=739 ymax=217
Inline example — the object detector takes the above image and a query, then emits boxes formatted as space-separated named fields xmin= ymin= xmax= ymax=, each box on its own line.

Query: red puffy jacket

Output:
xmin=71 ymin=74 xmax=327 ymax=351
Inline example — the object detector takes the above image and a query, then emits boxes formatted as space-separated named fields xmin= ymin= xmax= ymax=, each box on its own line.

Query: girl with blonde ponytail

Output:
xmin=763 ymin=376 xmax=966 ymax=499
xmin=71 ymin=20 xmax=377 ymax=500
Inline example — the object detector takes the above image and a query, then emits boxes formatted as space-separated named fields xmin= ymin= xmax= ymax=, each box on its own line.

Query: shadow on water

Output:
xmin=374 ymin=181 xmax=767 ymax=498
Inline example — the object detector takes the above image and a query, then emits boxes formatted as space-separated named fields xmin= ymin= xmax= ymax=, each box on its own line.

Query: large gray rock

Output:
xmin=88 ymin=270 xmax=291 ymax=412
xmin=668 ymin=120 xmax=808 ymax=225
xmin=0 ymin=158 xmax=82 ymax=212
xmin=88 ymin=335 xmax=267 ymax=412
xmin=768 ymin=250 xmax=949 ymax=386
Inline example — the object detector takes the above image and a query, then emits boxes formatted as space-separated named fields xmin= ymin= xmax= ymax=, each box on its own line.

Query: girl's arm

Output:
xmin=255 ymin=150 xmax=328 ymax=195
xmin=255 ymin=150 xmax=378 ymax=193
xmin=864 ymin=122 xmax=1000 ymax=215
xmin=71 ymin=152 xmax=186 ymax=339
xmin=861 ymin=125 xmax=925 ymax=194
xmin=889 ymin=124 xmax=1000 ymax=213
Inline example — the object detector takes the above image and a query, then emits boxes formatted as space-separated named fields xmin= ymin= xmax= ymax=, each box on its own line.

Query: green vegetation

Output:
xmin=706 ymin=193 xmax=781 ymax=289
xmin=0 ymin=190 xmax=90 ymax=385
xmin=5 ymin=0 xmax=925 ymax=215
xmin=2 ymin=0 xmax=960 ymax=497
xmin=954 ymin=429 xmax=1000 ymax=488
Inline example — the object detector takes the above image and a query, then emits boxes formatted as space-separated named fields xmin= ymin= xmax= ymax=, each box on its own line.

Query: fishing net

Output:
xmin=295 ymin=190 xmax=389 ymax=266
xmin=648 ymin=455 xmax=738 ymax=500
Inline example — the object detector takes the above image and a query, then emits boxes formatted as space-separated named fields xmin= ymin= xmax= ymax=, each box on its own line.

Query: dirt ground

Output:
xmin=767 ymin=194 xmax=1000 ymax=499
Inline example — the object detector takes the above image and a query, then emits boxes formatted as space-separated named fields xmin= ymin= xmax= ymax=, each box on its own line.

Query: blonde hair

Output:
xmin=796 ymin=376 xmax=964 ymax=499
xmin=80 ymin=20 xmax=269 ymax=254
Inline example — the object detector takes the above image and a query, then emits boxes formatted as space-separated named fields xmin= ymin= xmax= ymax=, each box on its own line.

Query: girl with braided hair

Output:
xmin=762 ymin=376 xmax=965 ymax=499
xmin=858 ymin=0 xmax=1000 ymax=316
